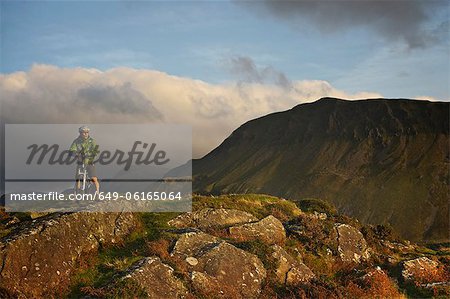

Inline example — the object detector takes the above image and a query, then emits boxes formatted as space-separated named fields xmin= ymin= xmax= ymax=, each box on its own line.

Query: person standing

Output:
xmin=69 ymin=126 xmax=100 ymax=194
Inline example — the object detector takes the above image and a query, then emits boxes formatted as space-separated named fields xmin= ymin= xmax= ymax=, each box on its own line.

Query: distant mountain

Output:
xmin=193 ymin=98 xmax=450 ymax=242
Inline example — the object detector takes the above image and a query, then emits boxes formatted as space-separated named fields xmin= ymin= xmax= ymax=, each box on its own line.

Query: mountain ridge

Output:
xmin=192 ymin=97 xmax=449 ymax=242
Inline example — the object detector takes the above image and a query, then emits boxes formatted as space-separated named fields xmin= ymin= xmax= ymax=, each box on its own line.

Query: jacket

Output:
xmin=69 ymin=136 xmax=99 ymax=165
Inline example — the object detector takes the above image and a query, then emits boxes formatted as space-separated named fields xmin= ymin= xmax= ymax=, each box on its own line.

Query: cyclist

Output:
xmin=69 ymin=126 xmax=100 ymax=194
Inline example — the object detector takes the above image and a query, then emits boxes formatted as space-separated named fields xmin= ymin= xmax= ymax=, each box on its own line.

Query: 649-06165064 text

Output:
xmin=8 ymin=191 xmax=183 ymax=201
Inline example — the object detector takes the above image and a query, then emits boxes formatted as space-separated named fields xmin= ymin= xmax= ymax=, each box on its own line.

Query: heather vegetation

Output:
xmin=1 ymin=194 xmax=449 ymax=298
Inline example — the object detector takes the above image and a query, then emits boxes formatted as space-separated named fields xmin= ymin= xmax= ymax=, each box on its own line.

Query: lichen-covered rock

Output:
xmin=191 ymin=242 xmax=266 ymax=299
xmin=271 ymin=244 xmax=315 ymax=285
xmin=171 ymin=232 xmax=266 ymax=299
xmin=109 ymin=257 xmax=188 ymax=299
xmin=228 ymin=215 xmax=286 ymax=245
xmin=0 ymin=212 xmax=138 ymax=298
xmin=382 ymin=240 xmax=415 ymax=253
xmin=311 ymin=211 xmax=328 ymax=220
xmin=171 ymin=231 xmax=220 ymax=258
xmin=335 ymin=223 xmax=370 ymax=263
xmin=191 ymin=271 xmax=239 ymax=298
xmin=402 ymin=257 xmax=441 ymax=283
xmin=168 ymin=208 xmax=257 ymax=229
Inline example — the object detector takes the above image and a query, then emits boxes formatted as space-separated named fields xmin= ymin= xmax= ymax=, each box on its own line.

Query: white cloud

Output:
xmin=1 ymin=64 xmax=382 ymax=157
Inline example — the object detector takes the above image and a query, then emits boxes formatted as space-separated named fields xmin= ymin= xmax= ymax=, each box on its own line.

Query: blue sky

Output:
xmin=1 ymin=0 xmax=449 ymax=100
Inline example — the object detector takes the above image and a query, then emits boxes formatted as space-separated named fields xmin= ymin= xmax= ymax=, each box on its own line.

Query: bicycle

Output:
xmin=75 ymin=152 xmax=96 ymax=195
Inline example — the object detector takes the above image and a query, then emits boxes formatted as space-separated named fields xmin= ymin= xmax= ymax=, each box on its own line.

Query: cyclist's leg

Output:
xmin=75 ymin=165 xmax=81 ymax=192
xmin=86 ymin=165 xmax=99 ymax=193
xmin=92 ymin=176 xmax=100 ymax=193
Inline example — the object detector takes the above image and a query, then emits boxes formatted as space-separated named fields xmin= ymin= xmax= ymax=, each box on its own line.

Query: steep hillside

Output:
xmin=193 ymin=98 xmax=449 ymax=242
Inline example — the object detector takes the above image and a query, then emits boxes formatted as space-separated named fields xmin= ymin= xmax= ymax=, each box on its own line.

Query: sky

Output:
xmin=1 ymin=0 xmax=449 ymax=157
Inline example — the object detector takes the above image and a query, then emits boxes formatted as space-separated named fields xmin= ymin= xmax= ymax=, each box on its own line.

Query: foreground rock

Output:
xmin=0 ymin=212 xmax=138 ymax=298
xmin=172 ymin=232 xmax=266 ymax=298
xmin=402 ymin=257 xmax=442 ymax=283
xmin=171 ymin=231 xmax=220 ymax=258
xmin=108 ymin=257 xmax=188 ymax=298
xmin=228 ymin=215 xmax=286 ymax=245
xmin=168 ymin=208 xmax=257 ymax=229
xmin=335 ymin=224 xmax=370 ymax=263
xmin=271 ymin=245 xmax=315 ymax=285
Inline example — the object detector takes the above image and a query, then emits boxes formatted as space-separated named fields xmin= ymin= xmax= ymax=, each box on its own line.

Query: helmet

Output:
xmin=79 ymin=125 xmax=90 ymax=133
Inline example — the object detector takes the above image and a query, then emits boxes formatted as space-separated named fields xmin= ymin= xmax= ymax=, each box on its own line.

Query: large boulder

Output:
xmin=402 ymin=257 xmax=442 ymax=283
xmin=228 ymin=215 xmax=286 ymax=245
xmin=192 ymin=242 xmax=266 ymax=298
xmin=335 ymin=224 xmax=370 ymax=263
xmin=190 ymin=271 xmax=238 ymax=298
xmin=270 ymin=244 xmax=315 ymax=285
xmin=171 ymin=231 xmax=220 ymax=258
xmin=168 ymin=208 xmax=257 ymax=229
xmin=0 ymin=212 xmax=138 ymax=298
xmin=171 ymin=232 xmax=266 ymax=298
xmin=108 ymin=257 xmax=188 ymax=299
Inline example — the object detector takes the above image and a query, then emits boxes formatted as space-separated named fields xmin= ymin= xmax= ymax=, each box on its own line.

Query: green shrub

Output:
xmin=192 ymin=193 xmax=301 ymax=221
xmin=362 ymin=224 xmax=401 ymax=246
xmin=287 ymin=214 xmax=338 ymax=253
xmin=295 ymin=198 xmax=337 ymax=216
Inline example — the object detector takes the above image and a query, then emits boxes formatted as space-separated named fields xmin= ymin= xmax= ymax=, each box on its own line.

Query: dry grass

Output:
xmin=270 ymin=206 xmax=292 ymax=222
xmin=79 ymin=278 xmax=148 ymax=299
xmin=145 ymin=238 xmax=190 ymax=279
xmin=192 ymin=193 xmax=302 ymax=221
xmin=146 ymin=238 xmax=171 ymax=260
xmin=411 ymin=263 xmax=449 ymax=286
xmin=345 ymin=270 xmax=406 ymax=299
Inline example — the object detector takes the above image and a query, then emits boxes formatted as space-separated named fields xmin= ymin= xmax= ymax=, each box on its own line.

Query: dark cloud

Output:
xmin=239 ymin=0 xmax=447 ymax=49
xmin=1 ymin=81 xmax=163 ymax=124
xmin=227 ymin=56 xmax=292 ymax=88
xmin=76 ymin=83 xmax=162 ymax=118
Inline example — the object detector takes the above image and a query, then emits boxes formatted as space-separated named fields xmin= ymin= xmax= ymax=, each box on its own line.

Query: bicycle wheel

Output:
xmin=86 ymin=181 xmax=96 ymax=195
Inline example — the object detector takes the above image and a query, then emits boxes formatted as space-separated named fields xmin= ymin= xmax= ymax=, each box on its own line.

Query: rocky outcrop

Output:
xmin=168 ymin=208 xmax=257 ymax=229
xmin=228 ymin=215 xmax=286 ymax=245
xmin=171 ymin=231 xmax=220 ymax=258
xmin=271 ymin=245 xmax=315 ymax=285
xmin=192 ymin=242 xmax=266 ymax=298
xmin=382 ymin=240 xmax=415 ymax=253
xmin=108 ymin=257 xmax=188 ymax=299
xmin=1 ymin=193 xmax=448 ymax=299
xmin=0 ymin=212 xmax=138 ymax=298
xmin=310 ymin=211 xmax=328 ymax=220
xmin=402 ymin=257 xmax=441 ymax=283
xmin=172 ymin=232 xmax=266 ymax=298
xmin=335 ymin=223 xmax=370 ymax=263
xmin=190 ymin=271 xmax=229 ymax=298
